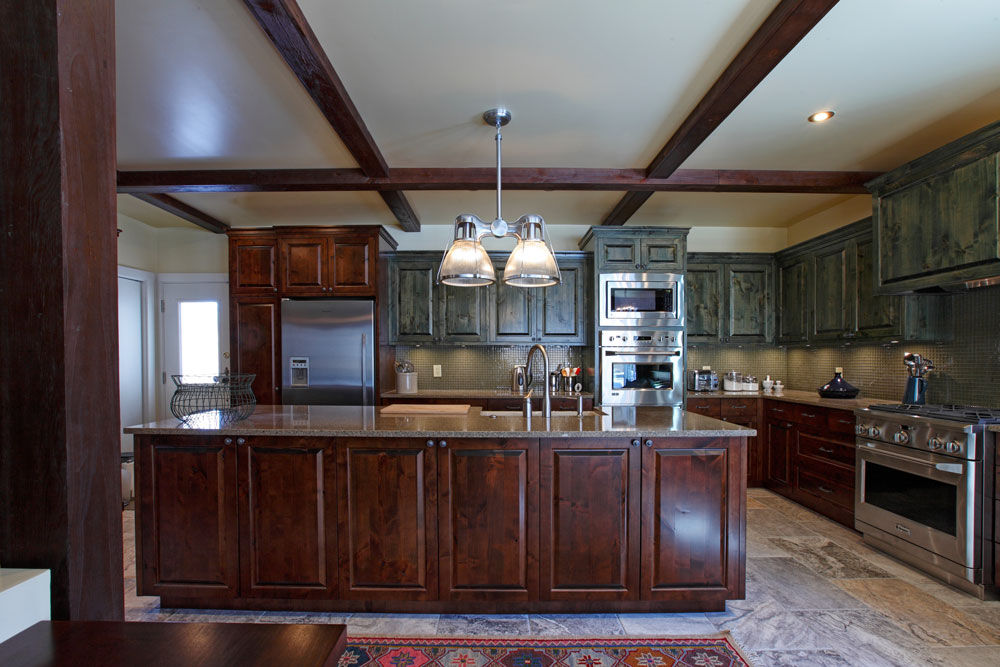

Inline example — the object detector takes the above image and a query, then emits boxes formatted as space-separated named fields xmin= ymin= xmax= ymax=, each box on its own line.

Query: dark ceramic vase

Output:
xmin=818 ymin=369 xmax=859 ymax=399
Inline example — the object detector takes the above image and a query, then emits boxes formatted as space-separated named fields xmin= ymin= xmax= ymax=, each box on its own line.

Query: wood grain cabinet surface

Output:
xmin=686 ymin=254 xmax=773 ymax=343
xmin=578 ymin=226 xmax=688 ymax=273
xmin=230 ymin=298 xmax=280 ymax=406
xmin=229 ymin=233 xmax=278 ymax=295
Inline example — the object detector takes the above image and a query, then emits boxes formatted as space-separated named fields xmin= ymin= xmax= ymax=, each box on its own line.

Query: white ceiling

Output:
xmin=115 ymin=0 xmax=1000 ymax=235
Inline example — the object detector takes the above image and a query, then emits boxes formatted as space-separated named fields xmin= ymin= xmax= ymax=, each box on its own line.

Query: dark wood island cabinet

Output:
xmin=129 ymin=406 xmax=749 ymax=613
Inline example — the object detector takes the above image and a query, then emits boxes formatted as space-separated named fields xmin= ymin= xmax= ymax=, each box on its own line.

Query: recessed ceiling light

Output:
xmin=808 ymin=110 xmax=835 ymax=123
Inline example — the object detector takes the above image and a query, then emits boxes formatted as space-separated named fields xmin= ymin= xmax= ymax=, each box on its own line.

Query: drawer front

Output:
xmin=797 ymin=468 xmax=853 ymax=510
xmin=796 ymin=406 xmax=827 ymax=431
xmin=827 ymin=409 xmax=857 ymax=435
xmin=798 ymin=432 xmax=855 ymax=467
xmin=686 ymin=399 xmax=721 ymax=419
xmin=765 ymin=400 xmax=794 ymax=421
xmin=721 ymin=398 xmax=757 ymax=419
xmin=487 ymin=397 xmax=536 ymax=411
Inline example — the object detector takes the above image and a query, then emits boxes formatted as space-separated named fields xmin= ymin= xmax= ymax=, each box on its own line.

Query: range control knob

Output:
xmin=867 ymin=426 xmax=881 ymax=438
xmin=945 ymin=441 xmax=962 ymax=454
xmin=928 ymin=437 xmax=944 ymax=451
xmin=855 ymin=424 xmax=867 ymax=436
xmin=892 ymin=431 xmax=910 ymax=445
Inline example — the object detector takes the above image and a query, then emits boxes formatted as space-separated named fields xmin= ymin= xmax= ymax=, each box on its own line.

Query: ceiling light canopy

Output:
xmin=437 ymin=109 xmax=560 ymax=288
xmin=807 ymin=110 xmax=835 ymax=123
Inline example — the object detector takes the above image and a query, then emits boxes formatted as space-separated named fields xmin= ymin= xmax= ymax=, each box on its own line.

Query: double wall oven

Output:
xmin=854 ymin=404 xmax=997 ymax=598
xmin=597 ymin=272 xmax=685 ymax=407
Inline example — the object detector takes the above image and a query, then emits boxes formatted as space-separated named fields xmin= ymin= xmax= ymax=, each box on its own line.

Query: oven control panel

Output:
xmin=601 ymin=329 xmax=682 ymax=348
xmin=854 ymin=411 xmax=977 ymax=460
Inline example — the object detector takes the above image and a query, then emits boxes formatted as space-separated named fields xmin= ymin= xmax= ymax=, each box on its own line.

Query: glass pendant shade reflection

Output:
xmin=437 ymin=108 xmax=560 ymax=288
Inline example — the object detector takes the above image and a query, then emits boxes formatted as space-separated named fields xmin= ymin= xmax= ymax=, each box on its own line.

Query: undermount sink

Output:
xmin=480 ymin=409 xmax=605 ymax=418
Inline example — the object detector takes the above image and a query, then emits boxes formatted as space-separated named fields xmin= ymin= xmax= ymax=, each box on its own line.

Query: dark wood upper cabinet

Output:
xmin=336 ymin=438 xmax=438 ymax=600
xmin=237 ymin=437 xmax=337 ymax=599
xmin=279 ymin=237 xmax=328 ymax=294
xmin=231 ymin=298 xmax=280 ymax=406
xmin=136 ymin=435 xmax=239 ymax=599
xmin=687 ymin=254 xmax=773 ymax=344
xmin=776 ymin=258 xmax=810 ymax=344
xmin=391 ymin=260 xmax=437 ymax=343
xmin=580 ymin=227 xmax=688 ymax=273
xmin=438 ymin=439 xmax=538 ymax=601
xmin=869 ymin=122 xmax=1000 ymax=292
xmin=329 ymin=235 xmax=375 ymax=294
xmin=537 ymin=260 xmax=587 ymax=343
xmin=269 ymin=228 xmax=385 ymax=296
xmin=230 ymin=234 xmax=278 ymax=294
xmin=812 ymin=243 xmax=852 ymax=340
xmin=539 ymin=439 xmax=641 ymax=601
xmin=685 ymin=264 xmax=723 ymax=342
xmin=440 ymin=283 xmax=489 ymax=342
xmin=492 ymin=274 xmax=535 ymax=342
xmin=727 ymin=263 xmax=772 ymax=342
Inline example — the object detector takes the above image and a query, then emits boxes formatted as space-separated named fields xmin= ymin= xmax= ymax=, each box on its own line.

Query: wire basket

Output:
xmin=170 ymin=372 xmax=256 ymax=423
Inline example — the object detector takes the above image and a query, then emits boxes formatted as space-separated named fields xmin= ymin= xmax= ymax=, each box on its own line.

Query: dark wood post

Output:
xmin=0 ymin=0 xmax=123 ymax=620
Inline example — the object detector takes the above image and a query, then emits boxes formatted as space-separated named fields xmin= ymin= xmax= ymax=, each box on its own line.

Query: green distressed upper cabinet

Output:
xmin=579 ymin=227 xmax=688 ymax=273
xmin=537 ymin=259 xmax=587 ymax=343
xmin=685 ymin=264 xmax=723 ymax=342
xmin=686 ymin=255 xmax=773 ymax=343
xmin=492 ymin=267 xmax=536 ymax=343
xmin=869 ymin=121 xmax=1000 ymax=293
xmin=727 ymin=263 xmax=772 ymax=343
xmin=439 ymin=283 xmax=489 ymax=342
xmin=776 ymin=258 xmax=810 ymax=344
xmin=391 ymin=260 xmax=437 ymax=343
xmin=811 ymin=243 xmax=853 ymax=341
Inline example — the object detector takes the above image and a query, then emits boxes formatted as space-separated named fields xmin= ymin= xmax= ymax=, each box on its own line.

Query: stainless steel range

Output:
xmin=854 ymin=404 xmax=998 ymax=598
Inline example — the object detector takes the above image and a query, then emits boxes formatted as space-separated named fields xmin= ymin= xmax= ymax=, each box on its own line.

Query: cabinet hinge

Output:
xmin=160 ymin=299 xmax=165 ymax=313
xmin=161 ymin=371 xmax=166 ymax=384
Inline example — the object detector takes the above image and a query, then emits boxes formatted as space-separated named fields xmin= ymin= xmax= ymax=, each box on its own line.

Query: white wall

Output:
xmin=116 ymin=215 xmax=228 ymax=273
xmin=786 ymin=196 xmax=872 ymax=247
xmin=117 ymin=214 xmax=158 ymax=271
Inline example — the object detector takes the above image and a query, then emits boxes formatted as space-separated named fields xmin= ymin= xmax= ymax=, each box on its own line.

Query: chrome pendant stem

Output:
xmin=495 ymin=121 xmax=502 ymax=224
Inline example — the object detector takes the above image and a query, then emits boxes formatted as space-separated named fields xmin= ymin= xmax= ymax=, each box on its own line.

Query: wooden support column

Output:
xmin=0 ymin=0 xmax=123 ymax=620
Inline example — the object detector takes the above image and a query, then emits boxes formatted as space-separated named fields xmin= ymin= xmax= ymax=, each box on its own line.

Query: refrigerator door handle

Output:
xmin=360 ymin=333 xmax=367 ymax=406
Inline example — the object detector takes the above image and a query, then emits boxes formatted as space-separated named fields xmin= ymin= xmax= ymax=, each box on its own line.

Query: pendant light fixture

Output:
xmin=437 ymin=108 xmax=560 ymax=288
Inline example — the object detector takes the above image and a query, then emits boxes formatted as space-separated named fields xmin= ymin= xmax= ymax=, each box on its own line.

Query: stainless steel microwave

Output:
xmin=598 ymin=273 xmax=684 ymax=328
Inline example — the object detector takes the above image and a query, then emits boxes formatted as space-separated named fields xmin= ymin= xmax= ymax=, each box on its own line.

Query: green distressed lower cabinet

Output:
xmin=686 ymin=255 xmax=773 ymax=344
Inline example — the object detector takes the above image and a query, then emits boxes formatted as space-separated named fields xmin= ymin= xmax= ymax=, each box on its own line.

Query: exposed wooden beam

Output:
xmin=131 ymin=193 xmax=229 ymax=234
xmin=242 ymin=0 xmax=420 ymax=230
xmin=117 ymin=168 xmax=878 ymax=195
xmin=601 ymin=0 xmax=840 ymax=225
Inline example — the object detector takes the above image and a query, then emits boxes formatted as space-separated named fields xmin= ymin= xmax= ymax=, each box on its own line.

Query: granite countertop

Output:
xmin=124 ymin=405 xmax=755 ymax=439
xmin=686 ymin=388 xmax=896 ymax=411
xmin=381 ymin=388 xmax=594 ymax=399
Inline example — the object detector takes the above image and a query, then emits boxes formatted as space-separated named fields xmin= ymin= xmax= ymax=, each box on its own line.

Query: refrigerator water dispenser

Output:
xmin=290 ymin=357 xmax=310 ymax=387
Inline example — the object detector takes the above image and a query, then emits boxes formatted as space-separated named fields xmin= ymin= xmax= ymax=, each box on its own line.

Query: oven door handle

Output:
xmin=858 ymin=441 xmax=969 ymax=483
xmin=602 ymin=350 xmax=682 ymax=357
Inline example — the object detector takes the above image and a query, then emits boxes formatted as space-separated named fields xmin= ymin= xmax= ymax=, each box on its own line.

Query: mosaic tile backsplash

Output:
xmin=394 ymin=285 xmax=1000 ymax=408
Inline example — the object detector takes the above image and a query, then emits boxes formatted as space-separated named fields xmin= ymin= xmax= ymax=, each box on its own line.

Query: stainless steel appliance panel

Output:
xmin=599 ymin=272 xmax=684 ymax=328
xmin=600 ymin=347 xmax=684 ymax=407
xmin=280 ymin=299 xmax=374 ymax=406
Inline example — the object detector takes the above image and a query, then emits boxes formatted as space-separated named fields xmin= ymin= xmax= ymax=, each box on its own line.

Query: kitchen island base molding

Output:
xmin=133 ymin=426 xmax=746 ymax=613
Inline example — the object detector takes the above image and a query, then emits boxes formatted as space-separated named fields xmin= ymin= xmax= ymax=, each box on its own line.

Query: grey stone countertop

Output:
xmin=686 ymin=388 xmax=896 ymax=411
xmin=124 ymin=405 xmax=755 ymax=438
xmin=381 ymin=388 xmax=594 ymax=399
xmin=989 ymin=425 xmax=1000 ymax=433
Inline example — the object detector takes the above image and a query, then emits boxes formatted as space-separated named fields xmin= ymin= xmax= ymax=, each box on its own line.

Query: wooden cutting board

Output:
xmin=380 ymin=403 xmax=471 ymax=415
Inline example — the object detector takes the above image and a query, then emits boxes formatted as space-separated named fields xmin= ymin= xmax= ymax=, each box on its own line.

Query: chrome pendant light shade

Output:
xmin=437 ymin=109 xmax=560 ymax=288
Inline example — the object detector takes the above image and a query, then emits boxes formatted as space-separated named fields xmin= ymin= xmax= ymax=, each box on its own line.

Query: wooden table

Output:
xmin=0 ymin=621 xmax=347 ymax=666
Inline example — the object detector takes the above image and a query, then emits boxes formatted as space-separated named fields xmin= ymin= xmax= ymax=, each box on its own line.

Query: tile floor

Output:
xmin=123 ymin=489 xmax=1000 ymax=666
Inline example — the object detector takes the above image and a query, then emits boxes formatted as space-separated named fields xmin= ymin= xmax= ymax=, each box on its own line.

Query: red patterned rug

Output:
xmin=340 ymin=635 xmax=751 ymax=667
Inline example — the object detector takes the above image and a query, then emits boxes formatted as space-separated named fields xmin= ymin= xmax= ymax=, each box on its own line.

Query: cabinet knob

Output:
xmin=644 ymin=439 xmax=653 ymax=447
xmin=631 ymin=439 xmax=640 ymax=447
xmin=635 ymin=263 xmax=641 ymax=269
xmin=224 ymin=438 xmax=233 ymax=445
xmin=236 ymin=438 xmax=246 ymax=445
xmin=426 ymin=440 xmax=435 ymax=447
xmin=439 ymin=440 xmax=447 ymax=448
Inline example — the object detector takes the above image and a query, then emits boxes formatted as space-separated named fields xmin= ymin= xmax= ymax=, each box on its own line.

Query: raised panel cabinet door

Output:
xmin=640 ymin=238 xmax=682 ymax=271
xmin=812 ymin=244 xmax=852 ymax=340
xmin=278 ymin=237 xmax=327 ymax=294
xmin=230 ymin=237 xmax=277 ymax=294
xmin=765 ymin=420 xmax=794 ymax=491
xmin=538 ymin=262 xmax=585 ymax=343
xmin=685 ymin=264 xmax=723 ymax=342
xmin=641 ymin=440 xmax=739 ymax=598
xmin=777 ymin=260 xmax=809 ymax=343
xmin=438 ymin=439 xmax=538 ymax=601
xmin=596 ymin=239 xmax=639 ymax=271
xmin=329 ymin=236 xmax=374 ymax=295
xmin=238 ymin=437 xmax=337 ymax=599
xmin=392 ymin=261 xmax=436 ymax=342
xmin=440 ymin=283 xmax=488 ymax=341
xmin=728 ymin=264 xmax=772 ymax=342
xmin=136 ymin=435 xmax=238 ymax=598
xmin=855 ymin=236 xmax=902 ymax=338
xmin=337 ymin=438 xmax=438 ymax=600
xmin=878 ymin=154 xmax=1000 ymax=286
xmin=539 ymin=439 xmax=640 ymax=600
xmin=492 ymin=270 xmax=536 ymax=342
xmin=231 ymin=298 xmax=279 ymax=405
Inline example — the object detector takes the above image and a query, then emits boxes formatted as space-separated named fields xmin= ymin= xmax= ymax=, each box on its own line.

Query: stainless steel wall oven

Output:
xmin=599 ymin=330 xmax=684 ymax=407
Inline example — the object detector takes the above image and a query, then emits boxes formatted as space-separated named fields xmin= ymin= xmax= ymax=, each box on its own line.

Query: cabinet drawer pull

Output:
xmin=802 ymin=412 xmax=817 ymax=418
xmin=644 ymin=439 xmax=653 ymax=447
xmin=731 ymin=404 xmax=747 ymax=409
xmin=236 ymin=438 xmax=246 ymax=445
xmin=818 ymin=447 xmax=835 ymax=454
xmin=224 ymin=438 xmax=233 ymax=445
xmin=694 ymin=404 xmax=711 ymax=409
xmin=631 ymin=439 xmax=640 ymax=447
xmin=427 ymin=440 xmax=435 ymax=447
xmin=771 ymin=408 xmax=785 ymax=413
xmin=837 ymin=419 xmax=853 ymax=425
xmin=818 ymin=485 xmax=833 ymax=494
xmin=439 ymin=440 xmax=447 ymax=448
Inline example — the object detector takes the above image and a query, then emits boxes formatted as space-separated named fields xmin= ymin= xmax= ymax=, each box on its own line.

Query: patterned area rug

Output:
xmin=340 ymin=635 xmax=751 ymax=667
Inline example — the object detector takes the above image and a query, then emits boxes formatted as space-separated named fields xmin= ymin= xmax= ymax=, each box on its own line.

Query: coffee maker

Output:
xmin=902 ymin=352 xmax=933 ymax=404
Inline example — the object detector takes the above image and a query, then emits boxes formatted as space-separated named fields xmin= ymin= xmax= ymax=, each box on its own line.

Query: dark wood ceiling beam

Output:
xmin=131 ymin=193 xmax=229 ymax=234
xmin=242 ymin=0 xmax=420 ymax=230
xmin=601 ymin=0 xmax=840 ymax=225
xmin=117 ymin=168 xmax=878 ymax=194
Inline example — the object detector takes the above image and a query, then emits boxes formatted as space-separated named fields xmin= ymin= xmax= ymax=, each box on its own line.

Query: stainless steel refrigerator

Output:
xmin=280 ymin=299 xmax=375 ymax=406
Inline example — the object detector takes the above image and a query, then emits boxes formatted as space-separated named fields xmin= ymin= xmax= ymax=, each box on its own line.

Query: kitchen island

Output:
xmin=125 ymin=406 xmax=752 ymax=613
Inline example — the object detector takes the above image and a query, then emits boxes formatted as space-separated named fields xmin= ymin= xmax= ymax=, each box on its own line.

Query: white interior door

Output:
xmin=118 ymin=275 xmax=144 ymax=454
xmin=160 ymin=280 xmax=230 ymax=419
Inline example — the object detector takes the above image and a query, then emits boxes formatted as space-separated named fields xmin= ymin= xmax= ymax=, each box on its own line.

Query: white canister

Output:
xmin=396 ymin=372 xmax=418 ymax=394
